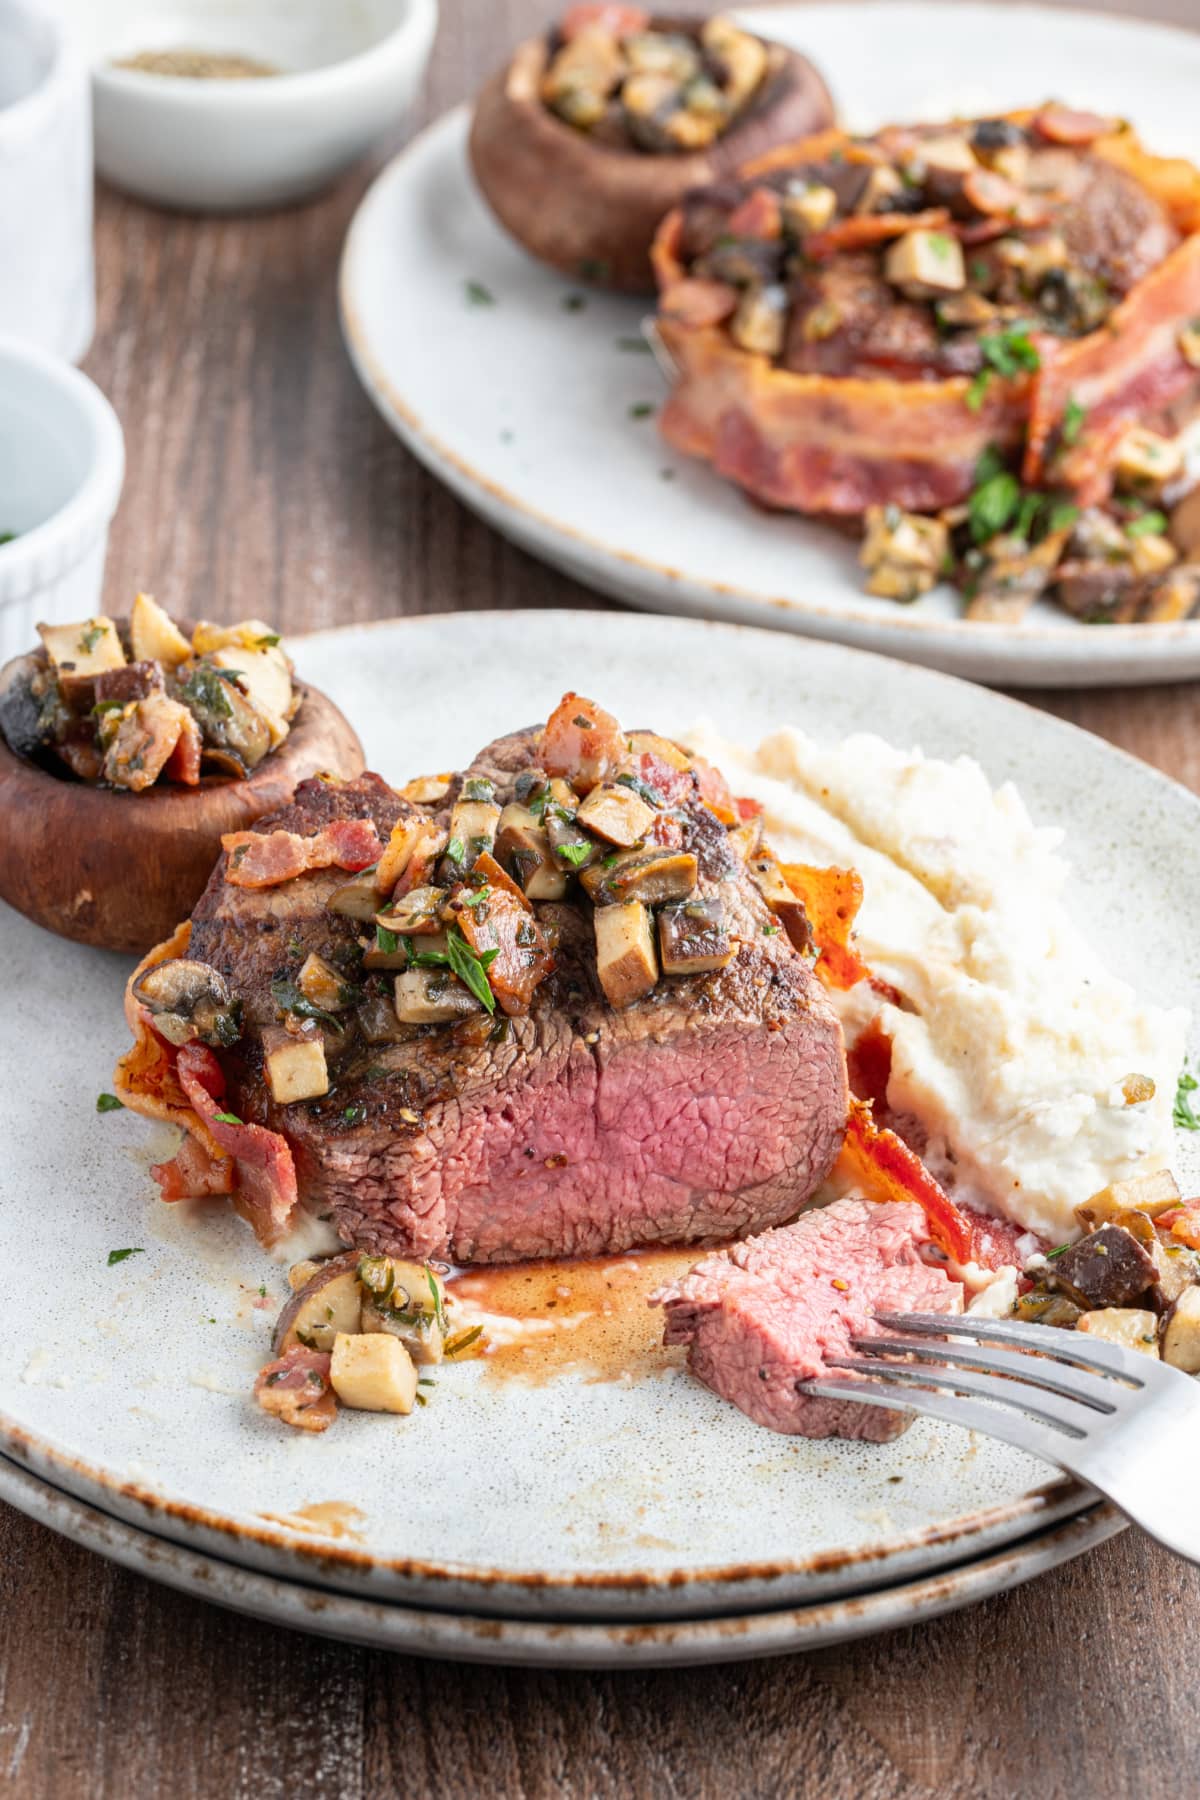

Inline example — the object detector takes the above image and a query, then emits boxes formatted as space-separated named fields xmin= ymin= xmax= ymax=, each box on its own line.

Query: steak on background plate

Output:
xmin=128 ymin=702 xmax=849 ymax=1264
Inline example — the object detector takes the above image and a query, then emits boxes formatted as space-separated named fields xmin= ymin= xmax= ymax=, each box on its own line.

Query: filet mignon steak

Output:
xmin=654 ymin=1197 xmax=962 ymax=1439
xmin=178 ymin=716 xmax=848 ymax=1263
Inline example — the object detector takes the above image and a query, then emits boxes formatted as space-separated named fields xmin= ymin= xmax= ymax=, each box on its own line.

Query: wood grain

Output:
xmin=4 ymin=3 xmax=1200 ymax=1796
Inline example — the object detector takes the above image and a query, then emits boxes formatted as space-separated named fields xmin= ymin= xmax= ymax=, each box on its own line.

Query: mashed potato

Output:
xmin=688 ymin=723 xmax=1189 ymax=1245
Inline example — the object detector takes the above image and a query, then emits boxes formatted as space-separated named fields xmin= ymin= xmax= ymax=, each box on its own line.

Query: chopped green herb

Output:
xmin=181 ymin=664 xmax=233 ymax=720
xmin=461 ymin=776 xmax=496 ymax=802
xmin=258 ymin=1285 xmax=267 ymax=1298
xmin=1014 ymin=492 xmax=1041 ymax=542
xmin=344 ymin=1103 xmax=366 ymax=1126
xmin=464 ymin=279 xmax=495 ymax=307
xmin=659 ymin=468 xmax=676 ymax=482
xmin=561 ymin=292 xmax=586 ymax=312
xmin=0 ymin=532 xmax=14 ymax=546
xmin=403 ymin=935 xmax=450 ymax=969
xmin=1126 ymin=510 xmax=1168 ymax=539
xmin=1047 ymin=500 xmax=1080 ymax=535
xmin=255 ymin=632 xmax=281 ymax=647
xmin=446 ymin=836 xmax=467 ymax=866
xmin=377 ymin=925 xmax=399 ymax=955
xmin=966 ymin=323 xmax=1041 ymax=412
xmin=762 ymin=922 xmax=781 ymax=936
xmin=445 ymin=929 xmax=498 ymax=1013
xmin=556 ymin=841 xmax=593 ymax=868
xmin=616 ymin=335 xmax=652 ymax=353
xmin=92 ymin=699 xmax=126 ymax=717
xmin=270 ymin=978 xmax=338 ymax=1029
xmin=213 ymin=1110 xmax=243 ymax=1125
xmin=968 ymin=470 xmax=1021 ymax=545
xmin=79 ymin=623 xmax=105 ymax=654
xmin=628 ymin=402 xmax=655 ymax=420
xmin=107 ymin=1247 xmax=144 ymax=1267
xmin=425 ymin=1266 xmax=448 ymax=1334
xmin=96 ymin=1092 xmax=124 ymax=1114
xmin=601 ymin=850 xmax=621 ymax=868
xmin=1043 ymin=1242 xmax=1070 ymax=1261
xmin=1174 ymin=1066 xmax=1200 ymax=1130
xmin=1061 ymin=397 xmax=1086 ymax=446
xmin=444 ymin=1324 xmax=484 ymax=1357
xmin=970 ymin=258 xmax=991 ymax=284
xmin=926 ymin=232 xmax=954 ymax=261
xmin=578 ymin=257 xmax=610 ymax=281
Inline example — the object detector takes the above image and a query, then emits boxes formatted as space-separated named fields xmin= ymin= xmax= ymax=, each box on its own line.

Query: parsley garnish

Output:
xmin=376 ymin=925 xmax=399 ymax=955
xmin=107 ymin=1247 xmax=144 ymax=1267
xmin=578 ymin=257 xmax=610 ymax=281
xmin=562 ymin=293 xmax=586 ymax=311
xmin=255 ymin=632 xmax=281 ymax=647
xmin=213 ymin=1110 xmax=243 ymax=1125
xmin=616 ymin=336 xmax=652 ymax=353
xmin=464 ymin=279 xmax=495 ymax=307
xmin=78 ymin=623 xmax=105 ymax=654
xmin=446 ymin=836 xmax=467 ymax=867
xmin=1126 ymin=510 xmax=1168 ymax=539
xmin=968 ymin=467 xmax=1021 ymax=545
xmin=1047 ymin=500 xmax=1080 ymax=535
xmin=425 ymin=1267 xmax=448 ymax=1334
xmin=1061 ymin=397 xmax=1085 ymax=446
xmin=445 ymin=1324 xmax=484 ymax=1357
xmin=628 ymin=402 xmax=655 ymax=420
xmin=0 ymin=532 xmax=14 ymax=546
xmin=556 ymin=841 xmax=592 ymax=868
xmin=445 ymin=929 xmax=499 ymax=1013
xmin=1174 ymin=1066 xmax=1200 ymax=1130
xmin=344 ymin=1103 xmax=366 ymax=1126
xmin=96 ymin=1092 xmax=123 ymax=1113
xmin=270 ymin=978 xmax=338 ymax=1029
xmin=966 ymin=323 xmax=1041 ymax=412
xmin=1043 ymin=1242 xmax=1071 ymax=1261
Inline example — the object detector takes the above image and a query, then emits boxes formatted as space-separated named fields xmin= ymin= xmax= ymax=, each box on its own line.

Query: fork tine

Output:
xmin=824 ymin=1356 xmax=1094 ymax=1438
xmin=852 ymin=1335 xmax=1120 ymax=1414
xmin=799 ymin=1376 xmax=1061 ymax=1464
xmin=873 ymin=1311 xmax=1153 ymax=1386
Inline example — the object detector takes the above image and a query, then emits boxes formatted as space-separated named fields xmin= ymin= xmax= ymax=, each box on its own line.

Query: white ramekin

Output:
xmin=0 ymin=337 xmax=125 ymax=665
xmin=67 ymin=0 xmax=438 ymax=212
xmin=0 ymin=0 xmax=95 ymax=361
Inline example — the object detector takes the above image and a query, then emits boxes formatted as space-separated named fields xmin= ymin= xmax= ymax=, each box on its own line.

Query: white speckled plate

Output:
xmin=0 ymin=1451 xmax=1125 ymax=1665
xmin=1 ymin=612 xmax=1197 ymax=1620
xmin=339 ymin=2 xmax=1200 ymax=688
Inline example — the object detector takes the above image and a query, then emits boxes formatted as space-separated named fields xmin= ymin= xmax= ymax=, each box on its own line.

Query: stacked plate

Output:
xmin=2 ymin=614 xmax=1195 ymax=1663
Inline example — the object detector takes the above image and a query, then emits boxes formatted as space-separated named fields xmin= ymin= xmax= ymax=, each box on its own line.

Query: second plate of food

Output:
xmin=340 ymin=2 xmax=1200 ymax=686
xmin=1 ymin=610 xmax=1197 ymax=1622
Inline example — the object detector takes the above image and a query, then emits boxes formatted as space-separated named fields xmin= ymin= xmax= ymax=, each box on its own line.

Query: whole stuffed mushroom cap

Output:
xmin=468 ymin=15 xmax=836 ymax=294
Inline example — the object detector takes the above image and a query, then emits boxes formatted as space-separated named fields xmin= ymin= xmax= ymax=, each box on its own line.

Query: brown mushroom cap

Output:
xmin=0 ymin=672 xmax=365 ymax=955
xmin=468 ymin=20 xmax=835 ymax=293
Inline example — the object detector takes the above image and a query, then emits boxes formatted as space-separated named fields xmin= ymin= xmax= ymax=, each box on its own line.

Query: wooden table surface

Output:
xmin=5 ymin=3 xmax=1200 ymax=1794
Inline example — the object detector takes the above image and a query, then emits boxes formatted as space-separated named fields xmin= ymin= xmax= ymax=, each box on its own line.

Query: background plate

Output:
xmin=0 ymin=1451 xmax=1126 ymax=1667
xmin=1 ymin=613 xmax=1196 ymax=1618
xmin=339 ymin=2 xmax=1200 ymax=688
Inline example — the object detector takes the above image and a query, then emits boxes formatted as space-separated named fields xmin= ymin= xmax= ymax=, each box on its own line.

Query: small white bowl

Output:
xmin=0 ymin=337 xmax=125 ymax=665
xmin=66 ymin=0 xmax=438 ymax=212
xmin=0 ymin=1 xmax=94 ymax=361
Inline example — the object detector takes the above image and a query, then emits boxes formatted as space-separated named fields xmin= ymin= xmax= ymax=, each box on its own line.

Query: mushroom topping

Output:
xmin=393 ymin=968 xmax=483 ymax=1025
xmin=495 ymin=802 xmax=569 ymax=899
xmin=330 ymin=1332 xmax=418 ymax=1414
xmin=38 ymin=617 xmax=125 ymax=682
xmin=746 ymin=853 xmax=809 ymax=949
xmin=1047 ymin=1223 xmax=1159 ymax=1310
xmin=129 ymin=591 xmax=191 ymax=667
xmin=860 ymin=507 xmax=949 ymax=603
xmin=1076 ymin=1168 xmax=1182 ymax=1228
xmin=100 ymin=692 xmax=197 ymax=792
xmin=1162 ymin=1288 xmax=1200 ymax=1373
xmin=1075 ymin=1308 xmax=1161 ymax=1357
xmin=883 ymin=228 xmax=966 ymax=299
xmin=272 ymin=1253 xmax=363 ymax=1355
xmin=575 ymin=778 xmax=656 ymax=848
xmin=358 ymin=1256 xmax=447 ymax=1365
xmin=595 ymin=900 xmax=658 ymax=1009
xmin=657 ymin=898 xmax=734 ymax=975
xmin=297 ymin=953 xmax=357 ymax=1014
xmin=263 ymin=1024 xmax=330 ymax=1104
xmin=1114 ymin=427 xmax=1184 ymax=498
xmin=441 ymin=779 xmax=501 ymax=880
xmin=581 ymin=847 xmax=698 ymax=905
xmin=131 ymin=958 xmax=242 ymax=1048
xmin=376 ymin=885 xmax=449 ymax=936
xmin=327 ymin=870 xmax=385 ymax=922
xmin=177 ymin=658 xmax=273 ymax=775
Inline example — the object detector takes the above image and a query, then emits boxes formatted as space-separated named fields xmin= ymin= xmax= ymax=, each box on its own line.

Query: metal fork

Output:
xmin=800 ymin=1311 xmax=1200 ymax=1566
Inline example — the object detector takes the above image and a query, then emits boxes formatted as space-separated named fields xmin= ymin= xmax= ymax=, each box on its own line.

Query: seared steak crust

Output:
xmin=186 ymin=731 xmax=848 ymax=1263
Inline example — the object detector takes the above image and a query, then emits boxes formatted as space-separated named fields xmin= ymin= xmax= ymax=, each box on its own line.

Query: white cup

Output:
xmin=0 ymin=1 xmax=94 ymax=362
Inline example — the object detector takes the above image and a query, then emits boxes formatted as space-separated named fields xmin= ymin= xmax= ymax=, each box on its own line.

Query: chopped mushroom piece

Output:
xmin=883 ymin=228 xmax=965 ymax=298
xmin=1075 ymin=1308 xmax=1161 ymax=1357
xmin=594 ymin=901 xmax=658 ymax=1008
xmin=495 ymin=802 xmax=569 ymax=899
xmin=130 ymin=592 xmax=192 ymax=667
xmin=298 ymin=953 xmax=354 ymax=1013
xmin=399 ymin=772 xmax=453 ymax=804
xmin=1114 ymin=427 xmax=1184 ymax=497
xmin=377 ymin=885 xmax=448 ymax=935
xmin=327 ymin=870 xmax=385 ymax=921
xmin=576 ymin=780 xmax=656 ymax=848
xmin=393 ymin=968 xmax=481 ymax=1024
xmin=860 ymin=506 xmax=949 ymax=602
xmin=657 ymin=898 xmax=734 ymax=975
xmin=131 ymin=958 xmax=242 ymax=1048
xmin=101 ymin=693 xmax=196 ymax=792
xmin=965 ymin=528 xmax=1072 ymax=624
xmin=37 ymin=617 xmax=125 ymax=678
xmin=1161 ymin=1288 xmax=1200 ymax=1372
xmin=330 ymin=1332 xmax=418 ymax=1414
xmin=746 ymin=853 xmax=810 ymax=949
xmin=1049 ymin=1223 xmax=1158 ymax=1309
xmin=273 ymin=1254 xmax=363 ymax=1355
xmin=358 ymin=1256 xmax=446 ymax=1365
xmin=374 ymin=815 xmax=429 ymax=896
xmin=1077 ymin=1168 xmax=1181 ymax=1228
xmin=263 ymin=1025 xmax=329 ymax=1104
xmin=729 ymin=284 xmax=788 ymax=357
xmin=582 ymin=847 xmax=698 ymax=905
xmin=782 ymin=183 xmax=837 ymax=235
xmin=443 ymin=792 xmax=502 ymax=878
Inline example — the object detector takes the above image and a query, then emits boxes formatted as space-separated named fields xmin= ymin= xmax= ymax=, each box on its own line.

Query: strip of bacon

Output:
xmin=727 ymin=187 xmax=783 ymax=241
xmin=659 ymin=278 xmax=739 ymax=328
xmin=151 ymin=1133 xmax=235 ymax=1201
xmin=176 ymin=1044 xmax=298 ymax=1240
xmin=560 ymin=3 xmax=648 ymax=39
xmin=841 ymin=1101 xmax=974 ymax=1264
xmin=222 ymin=817 xmax=381 ymax=889
xmin=1024 ymin=231 xmax=1200 ymax=495
xmin=803 ymin=208 xmax=950 ymax=261
xmin=163 ymin=708 xmax=202 ymax=786
xmin=254 ymin=1347 xmax=337 ymax=1433
xmin=781 ymin=863 xmax=871 ymax=991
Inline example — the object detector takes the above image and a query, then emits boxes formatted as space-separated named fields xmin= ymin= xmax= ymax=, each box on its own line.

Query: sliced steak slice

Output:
xmin=654 ymin=1197 xmax=962 ymax=1440
xmin=184 ymin=730 xmax=848 ymax=1264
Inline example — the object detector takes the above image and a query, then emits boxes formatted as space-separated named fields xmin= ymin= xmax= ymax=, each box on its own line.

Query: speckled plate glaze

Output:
xmin=339 ymin=2 xmax=1200 ymax=688
xmin=0 ymin=1450 xmax=1125 ymax=1665
xmin=1 ymin=613 xmax=1197 ymax=1620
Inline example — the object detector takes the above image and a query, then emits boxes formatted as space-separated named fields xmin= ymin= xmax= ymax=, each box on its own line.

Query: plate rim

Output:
xmin=5 ymin=609 xmax=1195 ymax=1611
xmin=338 ymin=4 xmax=1200 ymax=683
xmin=0 ymin=1446 xmax=1127 ymax=1667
